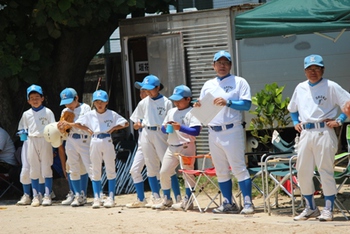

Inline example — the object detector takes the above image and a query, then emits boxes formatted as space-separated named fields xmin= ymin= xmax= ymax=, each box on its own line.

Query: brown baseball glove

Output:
xmin=59 ymin=111 xmax=75 ymax=135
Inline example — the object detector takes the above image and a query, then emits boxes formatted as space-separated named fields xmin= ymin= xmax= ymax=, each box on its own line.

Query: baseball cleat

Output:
xmin=71 ymin=195 xmax=84 ymax=207
xmin=152 ymin=196 xmax=173 ymax=210
xmin=16 ymin=194 xmax=31 ymax=206
xmin=31 ymin=195 xmax=42 ymax=207
xmin=293 ymin=207 xmax=320 ymax=221
xmin=171 ymin=197 xmax=193 ymax=211
xmin=126 ymin=199 xmax=147 ymax=208
xmin=240 ymin=203 xmax=255 ymax=215
xmin=61 ymin=191 xmax=74 ymax=205
xmin=103 ymin=197 xmax=115 ymax=208
xmin=92 ymin=198 xmax=102 ymax=209
xmin=318 ymin=209 xmax=333 ymax=222
xmin=42 ymin=194 xmax=52 ymax=206
xmin=213 ymin=203 xmax=240 ymax=214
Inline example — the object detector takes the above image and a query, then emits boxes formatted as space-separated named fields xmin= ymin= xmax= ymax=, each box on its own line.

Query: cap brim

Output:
xmin=304 ymin=63 xmax=324 ymax=69
xmin=169 ymin=94 xmax=183 ymax=101
xmin=141 ymin=84 xmax=156 ymax=90
xmin=134 ymin=82 xmax=143 ymax=89
xmin=93 ymin=98 xmax=108 ymax=102
xmin=60 ymin=98 xmax=74 ymax=106
xmin=159 ymin=83 xmax=164 ymax=91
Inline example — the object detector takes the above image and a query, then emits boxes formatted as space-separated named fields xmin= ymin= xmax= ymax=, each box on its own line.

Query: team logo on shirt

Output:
xmin=39 ymin=117 xmax=48 ymax=125
xmin=315 ymin=95 xmax=327 ymax=105
xmin=105 ymin=120 xmax=113 ymax=127
xmin=224 ymin=85 xmax=233 ymax=93
xmin=157 ymin=107 xmax=166 ymax=115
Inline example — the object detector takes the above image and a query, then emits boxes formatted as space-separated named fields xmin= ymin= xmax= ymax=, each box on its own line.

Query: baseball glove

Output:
xmin=59 ymin=111 xmax=75 ymax=136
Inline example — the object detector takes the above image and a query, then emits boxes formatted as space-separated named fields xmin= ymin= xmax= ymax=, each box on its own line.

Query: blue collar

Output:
xmin=32 ymin=105 xmax=44 ymax=112
xmin=308 ymin=78 xmax=323 ymax=87
xmin=152 ymin=94 xmax=163 ymax=100
xmin=217 ymin=74 xmax=231 ymax=81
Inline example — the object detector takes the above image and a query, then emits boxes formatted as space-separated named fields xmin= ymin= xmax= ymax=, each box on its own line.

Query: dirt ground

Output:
xmin=1 ymin=184 xmax=350 ymax=234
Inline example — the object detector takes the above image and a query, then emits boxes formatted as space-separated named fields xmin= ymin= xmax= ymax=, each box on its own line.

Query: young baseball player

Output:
xmin=289 ymin=54 xmax=350 ymax=221
xmin=72 ymin=90 xmax=129 ymax=208
xmin=152 ymin=85 xmax=201 ymax=210
xmin=129 ymin=75 xmax=181 ymax=207
xmin=57 ymin=88 xmax=92 ymax=207
xmin=126 ymin=87 xmax=149 ymax=208
xmin=193 ymin=51 xmax=253 ymax=214
xmin=18 ymin=84 xmax=56 ymax=207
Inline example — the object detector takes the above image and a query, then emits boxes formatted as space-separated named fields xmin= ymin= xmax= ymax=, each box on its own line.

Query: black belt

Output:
xmin=210 ymin=123 xmax=234 ymax=132
xmin=70 ymin=133 xmax=89 ymax=139
xmin=92 ymin=133 xmax=111 ymax=139
xmin=147 ymin=126 xmax=160 ymax=131
xmin=302 ymin=122 xmax=325 ymax=129
xmin=170 ymin=142 xmax=189 ymax=147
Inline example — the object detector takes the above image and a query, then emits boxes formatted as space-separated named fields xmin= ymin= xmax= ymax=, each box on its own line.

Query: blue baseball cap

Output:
xmin=169 ymin=85 xmax=192 ymax=101
xmin=134 ymin=81 xmax=143 ymax=89
xmin=60 ymin=88 xmax=77 ymax=105
xmin=27 ymin=84 xmax=43 ymax=99
xmin=304 ymin=54 xmax=324 ymax=69
xmin=213 ymin=50 xmax=231 ymax=62
xmin=92 ymin=90 xmax=108 ymax=102
xmin=140 ymin=75 xmax=160 ymax=90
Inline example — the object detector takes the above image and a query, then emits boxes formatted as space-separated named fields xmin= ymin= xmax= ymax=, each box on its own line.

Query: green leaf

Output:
xmin=58 ymin=0 xmax=71 ymax=12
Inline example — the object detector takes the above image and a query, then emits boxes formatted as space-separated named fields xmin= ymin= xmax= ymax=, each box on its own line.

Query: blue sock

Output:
xmin=163 ymin=189 xmax=171 ymax=200
xmin=108 ymin=178 xmax=116 ymax=199
xmin=238 ymin=178 xmax=252 ymax=205
xmin=39 ymin=183 xmax=45 ymax=195
xmin=134 ymin=182 xmax=145 ymax=201
xmin=171 ymin=174 xmax=181 ymax=200
xmin=23 ymin=184 xmax=31 ymax=196
xmin=71 ymin=179 xmax=81 ymax=196
xmin=304 ymin=194 xmax=316 ymax=210
xmin=148 ymin=176 xmax=160 ymax=197
xmin=80 ymin=173 xmax=89 ymax=195
xmin=185 ymin=188 xmax=192 ymax=199
xmin=31 ymin=179 xmax=39 ymax=197
xmin=67 ymin=173 xmax=75 ymax=193
xmin=45 ymin=177 xmax=53 ymax=195
xmin=324 ymin=195 xmax=335 ymax=211
xmin=219 ymin=180 xmax=233 ymax=204
xmin=92 ymin=180 xmax=101 ymax=198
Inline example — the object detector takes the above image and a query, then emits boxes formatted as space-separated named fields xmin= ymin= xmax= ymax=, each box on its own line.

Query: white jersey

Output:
xmin=61 ymin=103 xmax=91 ymax=134
xmin=18 ymin=107 xmax=55 ymax=137
xmin=288 ymin=78 xmax=350 ymax=122
xmin=76 ymin=109 xmax=127 ymax=133
xmin=199 ymin=75 xmax=251 ymax=125
xmin=130 ymin=95 xmax=173 ymax=126
xmin=163 ymin=107 xmax=201 ymax=145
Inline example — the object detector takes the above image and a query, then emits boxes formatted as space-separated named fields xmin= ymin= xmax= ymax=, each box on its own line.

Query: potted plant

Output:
xmin=249 ymin=82 xmax=291 ymax=151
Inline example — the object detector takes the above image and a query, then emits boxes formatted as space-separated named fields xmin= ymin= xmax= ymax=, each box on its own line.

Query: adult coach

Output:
xmin=194 ymin=50 xmax=254 ymax=214
xmin=288 ymin=54 xmax=350 ymax=221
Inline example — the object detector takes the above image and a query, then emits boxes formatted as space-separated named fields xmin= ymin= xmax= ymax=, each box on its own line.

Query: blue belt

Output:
xmin=302 ymin=122 xmax=325 ymax=129
xmin=93 ymin=133 xmax=111 ymax=139
xmin=70 ymin=133 xmax=89 ymax=139
xmin=147 ymin=126 xmax=160 ymax=131
xmin=210 ymin=123 xmax=234 ymax=132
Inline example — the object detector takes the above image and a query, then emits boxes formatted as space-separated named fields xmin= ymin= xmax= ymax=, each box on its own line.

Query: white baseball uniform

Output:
xmin=288 ymin=78 xmax=350 ymax=196
xmin=18 ymin=107 xmax=55 ymax=179
xmin=160 ymin=106 xmax=201 ymax=190
xmin=199 ymin=75 xmax=251 ymax=182
xmin=76 ymin=109 xmax=128 ymax=181
xmin=130 ymin=95 xmax=173 ymax=177
xmin=129 ymin=129 xmax=145 ymax=184
xmin=61 ymin=103 xmax=92 ymax=180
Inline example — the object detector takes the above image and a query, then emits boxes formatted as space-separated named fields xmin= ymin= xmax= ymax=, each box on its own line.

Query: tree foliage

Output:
xmin=0 ymin=0 xmax=174 ymax=134
xmin=249 ymin=82 xmax=291 ymax=148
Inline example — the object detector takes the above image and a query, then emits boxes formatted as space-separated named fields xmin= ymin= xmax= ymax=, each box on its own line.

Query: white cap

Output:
xmin=43 ymin=122 xmax=63 ymax=148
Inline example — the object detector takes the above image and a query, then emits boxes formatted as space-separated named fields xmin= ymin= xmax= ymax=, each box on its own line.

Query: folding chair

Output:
xmin=0 ymin=162 xmax=22 ymax=199
xmin=177 ymin=153 xmax=225 ymax=213
xmin=271 ymin=130 xmax=295 ymax=152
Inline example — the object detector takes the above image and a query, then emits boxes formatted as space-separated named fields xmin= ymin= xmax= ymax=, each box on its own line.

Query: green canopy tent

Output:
xmin=235 ymin=0 xmax=350 ymax=41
